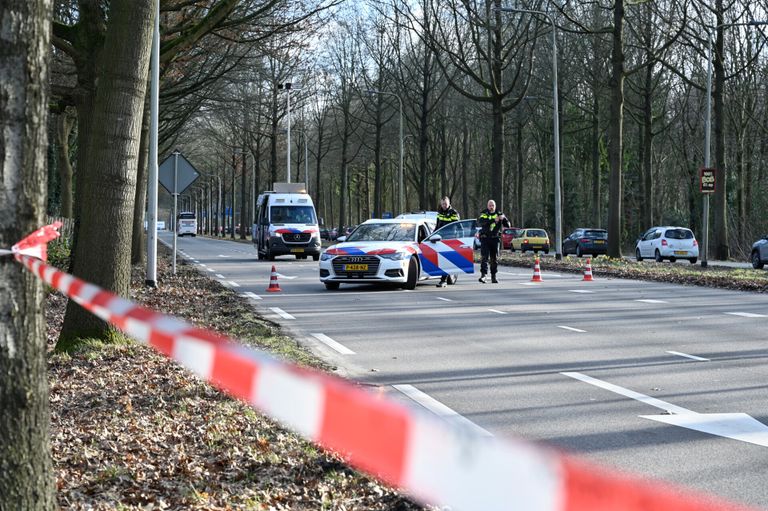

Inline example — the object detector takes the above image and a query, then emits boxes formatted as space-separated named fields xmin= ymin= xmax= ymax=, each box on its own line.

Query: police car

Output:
xmin=319 ymin=218 xmax=477 ymax=290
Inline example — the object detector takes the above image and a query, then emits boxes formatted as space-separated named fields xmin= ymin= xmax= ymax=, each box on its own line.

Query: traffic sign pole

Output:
xmin=172 ymin=150 xmax=179 ymax=275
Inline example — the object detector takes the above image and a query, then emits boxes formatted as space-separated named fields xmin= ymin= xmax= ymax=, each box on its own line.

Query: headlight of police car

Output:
xmin=320 ymin=252 xmax=334 ymax=261
xmin=378 ymin=252 xmax=408 ymax=261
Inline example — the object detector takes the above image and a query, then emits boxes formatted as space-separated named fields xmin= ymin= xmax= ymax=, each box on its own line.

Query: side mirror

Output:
xmin=337 ymin=236 xmax=347 ymax=242
xmin=429 ymin=234 xmax=442 ymax=243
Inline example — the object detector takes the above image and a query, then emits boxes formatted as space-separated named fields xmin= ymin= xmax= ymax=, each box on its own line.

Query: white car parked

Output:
xmin=635 ymin=226 xmax=699 ymax=264
xmin=319 ymin=218 xmax=477 ymax=290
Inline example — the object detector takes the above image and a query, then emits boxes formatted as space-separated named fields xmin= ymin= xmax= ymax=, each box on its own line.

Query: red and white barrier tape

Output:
xmin=5 ymin=224 xmax=755 ymax=511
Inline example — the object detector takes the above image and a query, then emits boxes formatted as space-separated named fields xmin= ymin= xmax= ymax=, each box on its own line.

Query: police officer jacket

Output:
xmin=477 ymin=209 xmax=510 ymax=238
xmin=436 ymin=207 xmax=460 ymax=230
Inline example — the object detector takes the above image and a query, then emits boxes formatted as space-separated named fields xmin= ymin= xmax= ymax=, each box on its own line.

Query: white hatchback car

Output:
xmin=635 ymin=226 xmax=699 ymax=264
xmin=319 ymin=218 xmax=477 ymax=290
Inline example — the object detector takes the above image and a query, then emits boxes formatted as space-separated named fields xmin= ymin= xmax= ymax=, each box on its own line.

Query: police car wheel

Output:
xmin=403 ymin=258 xmax=418 ymax=290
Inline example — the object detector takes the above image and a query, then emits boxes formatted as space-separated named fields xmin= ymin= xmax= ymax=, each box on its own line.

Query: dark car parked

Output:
xmin=563 ymin=228 xmax=608 ymax=257
xmin=751 ymin=235 xmax=768 ymax=269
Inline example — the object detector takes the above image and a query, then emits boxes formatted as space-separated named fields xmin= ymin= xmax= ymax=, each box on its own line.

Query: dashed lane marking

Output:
xmin=725 ymin=312 xmax=767 ymax=318
xmin=227 ymin=281 xmax=240 ymax=287
xmin=667 ymin=351 xmax=710 ymax=362
xmin=240 ymin=292 xmax=262 ymax=300
xmin=310 ymin=333 xmax=355 ymax=355
xmin=568 ymin=290 xmax=594 ymax=294
xmin=488 ymin=309 xmax=507 ymax=315
xmin=436 ymin=297 xmax=452 ymax=302
xmin=393 ymin=384 xmax=492 ymax=437
xmin=636 ymin=299 xmax=668 ymax=304
xmin=215 ymin=273 xmax=225 ymax=279
xmin=558 ymin=326 xmax=586 ymax=333
xmin=269 ymin=307 xmax=295 ymax=320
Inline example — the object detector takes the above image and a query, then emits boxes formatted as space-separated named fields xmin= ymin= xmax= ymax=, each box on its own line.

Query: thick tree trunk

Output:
xmin=0 ymin=0 xmax=56 ymax=507
xmin=240 ymin=150 xmax=247 ymax=240
xmin=60 ymin=0 xmax=155 ymax=344
xmin=131 ymin=98 xmax=151 ymax=265
xmin=607 ymin=0 xmax=625 ymax=258
xmin=490 ymin=96 xmax=504 ymax=206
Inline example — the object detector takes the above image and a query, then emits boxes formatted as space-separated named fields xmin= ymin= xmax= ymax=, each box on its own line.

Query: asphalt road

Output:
xmin=162 ymin=233 xmax=768 ymax=508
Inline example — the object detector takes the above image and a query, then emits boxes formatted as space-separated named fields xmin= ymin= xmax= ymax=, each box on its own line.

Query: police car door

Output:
xmin=418 ymin=219 xmax=476 ymax=276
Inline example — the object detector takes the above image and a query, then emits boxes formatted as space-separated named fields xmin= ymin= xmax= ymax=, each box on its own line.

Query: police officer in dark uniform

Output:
xmin=435 ymin=196 xmax=460 ymax=287
xmin=477 ymin=199 xmax=510 ymax=283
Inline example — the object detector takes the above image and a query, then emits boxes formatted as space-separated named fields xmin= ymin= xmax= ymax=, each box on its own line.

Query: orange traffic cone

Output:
xmin=531 ymin=256 xmax=543 ymax=282
xmin=266 ymin=265 xmax=282 ymax=292
xmin=582 ymin=257 xmax=594 ymax=281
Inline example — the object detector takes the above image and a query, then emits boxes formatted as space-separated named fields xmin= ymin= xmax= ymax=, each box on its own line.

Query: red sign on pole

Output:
xmin=700 ymin=168 xmax=716 ymax=193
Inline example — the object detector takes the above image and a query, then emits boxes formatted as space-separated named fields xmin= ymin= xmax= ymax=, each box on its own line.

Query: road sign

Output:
xmin=700 ymin=167 xmax=716 ymax=193
xmin=159 ymin=151 xmax=200 ymax=194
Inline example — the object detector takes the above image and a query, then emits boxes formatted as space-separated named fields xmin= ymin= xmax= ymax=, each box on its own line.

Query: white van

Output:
xmin=177 ymin=211 xmax=197 ymax=237
xmin=253 ymin=183 xmax=321 ymax=261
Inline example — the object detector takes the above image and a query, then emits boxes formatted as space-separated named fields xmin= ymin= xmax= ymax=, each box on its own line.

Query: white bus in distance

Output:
xmin=177 ymin=211 xmax=197 ymax=237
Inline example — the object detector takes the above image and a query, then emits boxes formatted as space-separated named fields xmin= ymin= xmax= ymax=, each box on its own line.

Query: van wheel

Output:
xmin=402 ymin=257 xmax=418 ymax=290
xmin=689 ymin=258 xmax=697 ymax=264
xmin=670 ymin=256 xmax=677 ymax=263
xmin=655 ymin=250 xmax=663 ymax=263
xmin=576 ymin=246 xmax=582 ymax=257
xmin=636 ymin=248 xmax=642 ymax=261
xmin=324 ymin=282 xmax=340 ymax=290
xmin=312 ymin=254 xmax=320 ymax=262
xmin=752 ymin=251 xmax=764 ymax=269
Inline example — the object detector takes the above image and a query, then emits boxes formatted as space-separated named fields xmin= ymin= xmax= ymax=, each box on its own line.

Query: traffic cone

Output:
xmin=582 ymin=257 xmax=594 ymax=281
xmin=531 ymin=256 xmax=543 ymax=282
xmin=266 ymin=265 xmax=282 ymax=292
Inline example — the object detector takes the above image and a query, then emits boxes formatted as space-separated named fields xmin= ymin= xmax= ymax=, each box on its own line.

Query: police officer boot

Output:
xmin=491 ymin=274 xmax=499 ymax=284
xmin=478 ymin=274 xmax=487 ymax=283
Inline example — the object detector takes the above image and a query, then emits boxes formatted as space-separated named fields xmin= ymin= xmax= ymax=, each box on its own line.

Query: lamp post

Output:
xmin=278 ymin=82 xmax=293 ymax=182
xmin=497 ymin=7 xmax=562 ymax=260
xmin=702 ymin=19 xmax=767 ymax=267
xmin=286 ymin=128 xmax=309 ymax=192
xmin=365 ymin=89 xmax=404 ymax=215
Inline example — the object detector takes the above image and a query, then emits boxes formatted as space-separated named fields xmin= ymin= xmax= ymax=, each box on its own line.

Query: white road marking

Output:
xmin=218 ymin=254 xmax=232 ymax=258
xmin=436 ymin=297 xmax=452 ymax=302
xmin=240 ymin=292 xmax=262 ymax=300
xmin=198 ymin=263 xmax=207 ymax=267
xmin=206 ymin=268 xmax=214 ymax=272
xmin=667 ymin=351 xmax=710 ymax=362
xmin=275 ymin=273 xmax=298 ymax=280
xmin=558 ymin=326 xmax=586 ymax=333
xmin=393 ymin=384 xmax=492 ymax=437
xmin=269 ymin=307 xmax=295 ymax=320
xmin=488 ymin=309 xmax=507 ymax=315
xmin=310 ymin=333 xmax=355 ymax=355
xmin=561 ymin=371 xmax=692 ymax=414
xmin=636 ymin=299 xmax=668 ymax=304
xmin=227 ymin=281 xmax=240 ymax=287
xmin=520 ymin=282 xmax=541 ymax=286
xmin=725 ymin=312 xmax=767 ymax=318
xmin=568 ymin=290 xmax=594 ymax=294
xmin=215 ymin=273 xmax=225 ymax=279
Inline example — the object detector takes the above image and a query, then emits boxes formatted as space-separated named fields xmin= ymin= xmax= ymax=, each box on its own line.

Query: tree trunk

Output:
xmin=607 ymin=0 xmax=625 ymax=258
xmin=591 ymin=92 xmax=601 ymax=228
xmin=0 ymin=0 xmax=56 ymax=507
xmin=57 ymin=111 xmax=75 ymax=218
xmin=240 ymin=150 xmax=247 ymax=240
xmin=59 ymin=0 xmax=155 ymax=344
xmin=131 ymin=97 xmax=151 ymax=265
xmin=642 ymin=64 xmax=653 ymax=228
xmin=712 ymin=2 xmax=729 ymax=259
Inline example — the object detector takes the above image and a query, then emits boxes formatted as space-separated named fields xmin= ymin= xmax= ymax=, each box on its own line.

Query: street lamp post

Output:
xmin=498 ymin=7 xmax=562 ymax=259
xmin=287 ymin=128 xmax=309 ymax=192
xmin=702 ymin=19 xmax=767 ymax=267
xmin=365 ymin=89 xmax=404 ymax=215
xmin=278 ymin=82 xmax=293 ymax=182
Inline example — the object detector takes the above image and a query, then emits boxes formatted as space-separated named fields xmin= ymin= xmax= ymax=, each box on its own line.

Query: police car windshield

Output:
xmin=346 ymin=223 xmax=416 ymax=242
xmin=270 ymin=206 xmax=316 ymax=224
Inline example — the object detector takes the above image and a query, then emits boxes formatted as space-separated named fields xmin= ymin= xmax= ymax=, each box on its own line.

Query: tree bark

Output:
xmin=131 ymin=97 xmax=151 ymax=265
xmin=607 ymin=0 xmax=625 ymax=258
xmin=0 ymin=0 xmax=56 ymax=507
xmin=56 ymin=110 xmax=75 ymax=218
xmin=59 ymin=0 xmax=155 ymax=344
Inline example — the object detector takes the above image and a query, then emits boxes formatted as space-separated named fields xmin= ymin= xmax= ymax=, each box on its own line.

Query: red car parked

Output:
xmin=501 ymin=227 xmax=523 ymax=250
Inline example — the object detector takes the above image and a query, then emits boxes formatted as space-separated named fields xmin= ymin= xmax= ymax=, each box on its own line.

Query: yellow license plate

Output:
xmin=595 ymin=240 xmax=605 ymax=244
xmin=674 ymin=250 xmax=687 ymax=255
xmin=290 ymin=248 xmax=304 ymax=253
xmin=344 ymin=264 xmax=368 ymax=271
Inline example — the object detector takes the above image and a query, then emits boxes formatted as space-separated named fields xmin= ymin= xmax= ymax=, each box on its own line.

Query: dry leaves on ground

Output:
xmin=46 ymin=252 xmax=426 ymax=510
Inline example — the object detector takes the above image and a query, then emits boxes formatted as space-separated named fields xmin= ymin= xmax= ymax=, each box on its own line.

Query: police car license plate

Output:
xmin=344 ymin=264 xmax=368 ymax=271
xmin=290 ymin=248 xmax=304 ymax=253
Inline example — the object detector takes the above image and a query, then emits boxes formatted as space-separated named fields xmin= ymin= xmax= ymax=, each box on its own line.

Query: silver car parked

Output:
xmin=751 ymin=236 xmax=768 ymax=269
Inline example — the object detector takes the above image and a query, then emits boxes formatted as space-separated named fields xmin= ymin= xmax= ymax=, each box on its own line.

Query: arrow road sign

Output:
xmin=562 ymin=371 xmax=768 ymax=448
xmin=159 ymin=151 xmax=200 ymax=194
